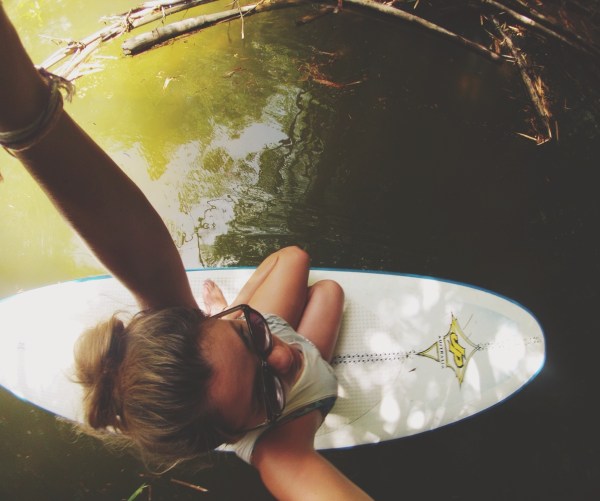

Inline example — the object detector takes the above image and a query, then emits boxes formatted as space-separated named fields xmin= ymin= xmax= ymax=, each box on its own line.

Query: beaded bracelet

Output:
xmin=0 ymin=67 xmax=75 ymax=154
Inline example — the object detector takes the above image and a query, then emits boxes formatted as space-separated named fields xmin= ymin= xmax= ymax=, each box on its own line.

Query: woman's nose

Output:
xmin=266 ymin=343 xmax=293 ymax=375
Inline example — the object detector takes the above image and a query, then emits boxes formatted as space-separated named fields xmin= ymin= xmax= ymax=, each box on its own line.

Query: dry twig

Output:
xmin=338 ymin=0 xmax=502 ymax=62
xmin=481 ymin=0 xmax=600 ymax=57
xmin=40 ymin=0 xmax=215 ymax=79
xmin=170 ymin=478 xmax=209 ymax=493
xmin=492 ymin=16 xmax=554 ymax=144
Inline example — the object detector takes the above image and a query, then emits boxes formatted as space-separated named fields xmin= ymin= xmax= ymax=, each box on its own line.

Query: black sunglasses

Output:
xmin=210 ymin=304 xmax=286 ymax=432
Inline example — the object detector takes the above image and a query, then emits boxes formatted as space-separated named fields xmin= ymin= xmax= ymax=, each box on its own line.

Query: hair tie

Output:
xmin=106 ymin=319 xmax=127 ymax=371
xmin=0 ymin=68 xmax=75 ymax=154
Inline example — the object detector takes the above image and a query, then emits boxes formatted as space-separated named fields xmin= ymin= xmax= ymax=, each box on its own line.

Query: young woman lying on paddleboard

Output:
xmin=0 ymin=5 xmax=371 ymax=499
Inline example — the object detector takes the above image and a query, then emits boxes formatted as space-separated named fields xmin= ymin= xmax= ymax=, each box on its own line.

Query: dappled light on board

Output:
xmin=380 ymin=395 xmax=401 ymax=433
xmin=310 ymin=272 xmax=545 ymax=449
xmin=1 ymin=269 xmax=545 ymax=455
xmin=406 ymin=408 xmax=426 ymax=432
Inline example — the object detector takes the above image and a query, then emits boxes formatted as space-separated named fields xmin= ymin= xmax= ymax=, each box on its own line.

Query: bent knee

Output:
xmin=277 ymin=245 xmax=310 ymax=267
xmin=311 ymin=279 xmax=345 ymax=302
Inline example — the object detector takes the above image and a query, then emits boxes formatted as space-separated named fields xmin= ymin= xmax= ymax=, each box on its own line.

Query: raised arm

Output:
xmin=0 ymin=5 xmax=196 ymax=310
xmin=253 ymin=412 xmax=373 ymax=501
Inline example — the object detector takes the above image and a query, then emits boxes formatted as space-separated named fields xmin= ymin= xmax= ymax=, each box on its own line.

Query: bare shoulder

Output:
xmin=252 ymin=410 xmax=322 ymax=464
xmin=251 ymin=411 xmax=373 ymax=501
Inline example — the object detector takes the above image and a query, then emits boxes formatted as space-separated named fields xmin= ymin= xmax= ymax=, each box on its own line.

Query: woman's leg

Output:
xmin=202 ymin=247 xmax=345 ymax=360
xmin=203 ymin=246 xmax=310 ymax=329
xmin=296 ymin=280 xmax=344 ymax=362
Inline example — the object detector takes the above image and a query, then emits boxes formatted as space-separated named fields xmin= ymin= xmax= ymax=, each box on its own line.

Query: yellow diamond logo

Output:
xmin=417 ymin=315 xmax=480 ymax=385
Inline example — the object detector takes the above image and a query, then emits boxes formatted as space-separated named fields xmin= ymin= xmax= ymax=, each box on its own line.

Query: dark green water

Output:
xmin=1 ymin=1 xmax=599 ymax=499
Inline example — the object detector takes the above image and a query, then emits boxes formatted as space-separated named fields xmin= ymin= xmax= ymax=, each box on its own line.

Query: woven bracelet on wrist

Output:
xmin=0 ymin=68 xmax=75 ymax=154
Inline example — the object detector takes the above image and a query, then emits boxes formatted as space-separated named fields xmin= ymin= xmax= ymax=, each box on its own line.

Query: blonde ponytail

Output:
xmin=73 ymin=307 xmax=221 ymax=471
xmin=74 ymin=315 xmax=126 ymax=430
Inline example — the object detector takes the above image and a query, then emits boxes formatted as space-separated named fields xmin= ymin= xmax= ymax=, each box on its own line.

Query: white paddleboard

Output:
xmin=0 ymin=269 xmax=545 ymax=450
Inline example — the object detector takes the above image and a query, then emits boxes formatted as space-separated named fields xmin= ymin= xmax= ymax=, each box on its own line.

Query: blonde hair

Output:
xmin=74 ymin=307 xmax=221 ymax=471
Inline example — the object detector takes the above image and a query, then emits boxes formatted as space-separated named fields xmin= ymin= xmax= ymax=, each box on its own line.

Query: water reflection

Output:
xmin=1 ymin=1 xmax=526 ymax=287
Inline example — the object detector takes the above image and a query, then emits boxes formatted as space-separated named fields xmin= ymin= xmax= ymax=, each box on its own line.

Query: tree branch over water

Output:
xmin=479 ymin=0 xmax=600 ymax=58
xmin=120 ymin=0 xmax=500 ymax=59
xmin=34 ymin=0 xmax=600 ymax=145
xmin=122 ymin=0 xmax=310 ymax=55
xmin=39 ymin=0 xmax=217 ymax=79
xmin=38 ymin=0 xmax=599 ymax=75
xmin=336 ymin=0 xmax=502 ymax=61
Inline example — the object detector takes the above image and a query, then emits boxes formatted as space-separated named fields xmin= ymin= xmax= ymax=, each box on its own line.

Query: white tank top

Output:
xmin=222 ymin=314 xmax=338 ymax=464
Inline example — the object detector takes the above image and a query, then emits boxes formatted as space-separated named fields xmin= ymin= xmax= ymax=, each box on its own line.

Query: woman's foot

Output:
xmin=202 ymin=279 xmax=228 ymax=315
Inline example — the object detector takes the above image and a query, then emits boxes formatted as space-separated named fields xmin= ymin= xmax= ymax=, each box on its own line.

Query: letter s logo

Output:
xmin=448 ymin=332 xmax=466 ymax=368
